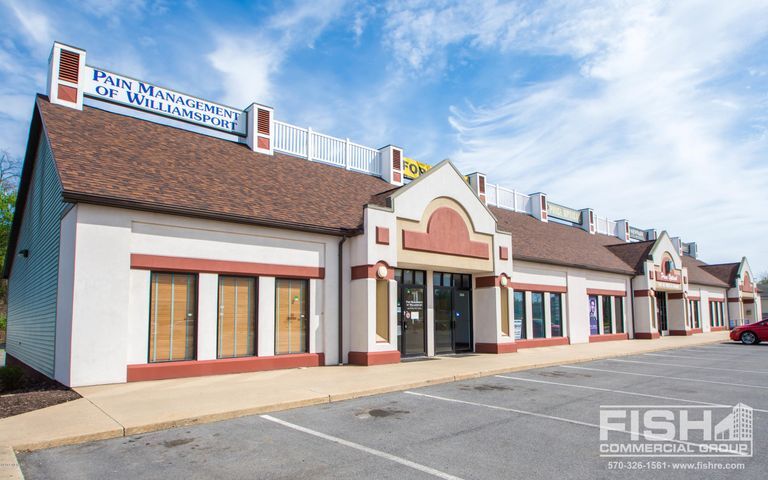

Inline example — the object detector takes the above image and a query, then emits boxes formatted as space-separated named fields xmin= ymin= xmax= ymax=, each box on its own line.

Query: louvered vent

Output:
xmin=479 ymin=176 xmax=485 ymax=193
xmin=58 ymin=50 xmax=80 ymax=83
xmin=393 ymin=149 xmax=401 ymax=170
xmin=541 ymin=195 xmax=546 ymax=210
xmin=257 ymin=108 xmax=270 ymax=135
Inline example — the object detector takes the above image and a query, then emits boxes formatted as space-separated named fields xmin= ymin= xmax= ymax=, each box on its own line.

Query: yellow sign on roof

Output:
xmin=403 ymin=157 xmax=431 ymax=179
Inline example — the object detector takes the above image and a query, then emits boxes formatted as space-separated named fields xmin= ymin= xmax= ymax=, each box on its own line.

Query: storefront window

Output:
xmin=588 ymin=295 xmax=599 ymax=335
xmin=217 ymin=276 xmax=257 ymax=358
xmin=532 ymin=292 xmax=545 ymax=338
xmin=376 ymin=279 xmax=389 ymax=342
xmin=550 ymin=293 xmax=563 ymax=337
xmin=514 ymin=291 xmax=526 ymax=340
xmin=500 ymin=288 xmax=510 ymax=336
xmin=602 ymin=296 xmax=613 ymax=334
xmin=614 ymin=297 xmax=624 ymax=334
xmin=149 ymin=272 xmax=197 ymax=363
xmin=275 ymin=278 xmax=308 ymax=354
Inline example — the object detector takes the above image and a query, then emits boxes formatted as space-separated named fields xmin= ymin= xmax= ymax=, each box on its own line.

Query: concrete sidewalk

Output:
xmin=0 ymin=332 xmax=732 ymax=451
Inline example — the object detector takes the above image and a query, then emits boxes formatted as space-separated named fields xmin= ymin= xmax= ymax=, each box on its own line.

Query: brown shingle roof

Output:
xmin=699 ymin=262 xmax=739 ymax=287
xmin=491 ymin=208 xmax=636 ymax=275
xmin=605 ymin=240 xmax=655 ymax=274
xmin=37 ymin=96 xmax=394 ymax=234
xmin=681 ymin=257 xmax=729 ymax=288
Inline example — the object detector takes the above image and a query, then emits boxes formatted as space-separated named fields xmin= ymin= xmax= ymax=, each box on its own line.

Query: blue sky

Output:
xmin=1 ymin=0 xmax=767 ymax=275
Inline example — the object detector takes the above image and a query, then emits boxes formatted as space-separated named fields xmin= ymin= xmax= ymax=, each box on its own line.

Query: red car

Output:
xmin=731 ymin=319 xmax=768 ymax=345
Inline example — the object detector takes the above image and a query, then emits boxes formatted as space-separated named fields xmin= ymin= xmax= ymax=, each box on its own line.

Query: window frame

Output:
xmin=274 ymin=277 xmax=311 ymax=355
xmin=147 ymin=271 xmax=199 ymax=364
xmin=216 ymin=275 xmax=259 ymax=359
xmin=531 ymin=291 xmax=545 ymax=339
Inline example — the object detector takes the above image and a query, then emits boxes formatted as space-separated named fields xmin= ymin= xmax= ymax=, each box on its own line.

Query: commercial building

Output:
xmin=4 ymin=43 xmax=761 ymax=387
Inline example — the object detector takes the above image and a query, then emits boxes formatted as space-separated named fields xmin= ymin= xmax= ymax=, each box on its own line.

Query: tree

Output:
xmin=0 ymin=150 xmax=20 ymax=315
xmin=757 ymin=271 xmax=768 ymax=286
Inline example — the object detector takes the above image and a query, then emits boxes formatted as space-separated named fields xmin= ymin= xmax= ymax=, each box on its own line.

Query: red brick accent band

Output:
xmin=351 ymin=262 xmax=394 ymax=280
xmin=348 ymin=350 xmax=401 ymax=366
xmin=635 ymin=332 xmax=661 ymax=339
xmin=475 ymin=275 xmax=512 ymax=288
xmin=743 ymin=298 xmax=754 ymax=304
xmin=669 ymin=329 xmax=693 ymax=336
xmin=514 ymin=337 xmax=569 ymax=349
xmin=402 ymin=207 xmax=490 ymax=259
xmin=727 ymin=298 xmax=740 ymax=303
xmin=690 ymin=328 xmax=703 ymax=334
xmin=586 ymin=288 xmax=627 ymax=297
xmin=131 ymin=254 xmax=325 ymax=279
xmin=127 ymin=353 xmax=324 ymax=382
xmin=710 ymin=326 xmax=727 ymax=332
xmin=709 ymin=297 xmax=725 ymax=302
xmin=588 ymin=333 xmax=629 ymax=342
xmin=687 ymin=295 xmax=701 ymax=300
xmin=667 ymin=293 xmax=685 ymax=300
xmin=634 ymin=289 xmax=655 ymax=297
xmin=510 ymin=282 xmax=567 ymax=293
xmin=475 ymin=342 xmax=518 ymax=354
xmin=376 ymin=226 xmax=390 ymax=245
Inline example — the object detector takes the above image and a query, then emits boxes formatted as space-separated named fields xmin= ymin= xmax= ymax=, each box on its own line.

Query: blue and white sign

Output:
xmin=83 ymin=66 xmax=246 ymax=135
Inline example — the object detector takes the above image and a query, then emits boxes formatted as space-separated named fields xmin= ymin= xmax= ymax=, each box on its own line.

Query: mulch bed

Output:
xmin=0 ymin=369 xmax=81 ymax=419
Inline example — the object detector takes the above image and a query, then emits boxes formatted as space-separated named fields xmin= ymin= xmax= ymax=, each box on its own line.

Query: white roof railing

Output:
xmin=273 ymin=120 xmax=382 ymax=177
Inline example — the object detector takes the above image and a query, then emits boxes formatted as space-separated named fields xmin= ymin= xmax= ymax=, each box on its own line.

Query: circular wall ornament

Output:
xmin=500 ymin=276 xmax=508 ymax=287
xmin=377 ymin=265 xmax=388 ymax=279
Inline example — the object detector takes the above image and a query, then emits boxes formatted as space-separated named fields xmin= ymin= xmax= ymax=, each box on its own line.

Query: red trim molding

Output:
xmin=688 ymin=295 xmax=701 ymax=301
xmin=589 ymin=333 xmax=629 ymax=342
xmin=402 ymin=207 xmax=490 ymax=259
xmin=690 ymin=328 xmax=703 ymax=334
xmin=668 ymin=293 xmax=685 ymax=300
xmin=743 ymin=298 xmax=755 ymax=304
xmin=727 ymin=298 xmax=740 ymax=303
xmin=634 ymin=289 xmax=655 ymax=297
xmin=351 ymin=262 xmax=394 ymax=280
xmin=376 ymin=227 xmax=390 ymax=245
xmin=475 ymin=275 xmax=512 ymax=289
xmin=635 ymin=332 xmax=661 ymax=339
xmin=348 ymin=350 xmax=401 ymax=366
xmin=586 ymin=288 xmax=626 ymax=297
xmin=709 ymin=297 xmax=725 ymax=303
xmin=475 ymin=342 xmax=518 ymax=354
xmin=131 ymin=254 xmax=324 ymax=279
xmin=710 ymin=326 xmax=727 ymax=332
xmin=669 ymin=329 xmax=693 ymax=336
xmin=510 ymin=282 xmax=567 ymax=293
xmin=127 ymin=353 xmax=324 ymax=382
xmin=515 ymin=337 xmax=569 ymax=349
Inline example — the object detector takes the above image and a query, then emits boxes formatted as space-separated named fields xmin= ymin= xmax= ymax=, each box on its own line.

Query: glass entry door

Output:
xmin=655 ymin=291 xmax=668 ymax=334
xmin=396 ymin=269 xmax=427 ymax=357
xmin=433 ymin=272 xmax=473 ymax=354
xmin=276 ymin=278 xmax=308 ymax=354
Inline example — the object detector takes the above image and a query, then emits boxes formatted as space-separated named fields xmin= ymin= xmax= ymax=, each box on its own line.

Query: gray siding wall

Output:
xmin=7 ymin=136 xmax=66 ymax=377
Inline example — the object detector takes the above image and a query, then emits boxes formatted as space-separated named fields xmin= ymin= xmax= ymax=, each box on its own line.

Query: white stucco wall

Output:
xmin=63 ymin=204 xmax=342 ymax=386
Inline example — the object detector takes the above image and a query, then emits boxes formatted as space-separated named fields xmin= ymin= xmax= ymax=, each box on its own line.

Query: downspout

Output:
xmin=338 ymin=234 xmax=349 ymax=365
xmin=630 ymin=279 xmax=637 ymax=338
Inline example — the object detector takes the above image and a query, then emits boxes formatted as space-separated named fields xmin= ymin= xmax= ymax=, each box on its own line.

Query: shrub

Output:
xmin=0 ymin=365 xmax=24 ymax=392
xmin=0 ymin=314 xmax=6 ymax=331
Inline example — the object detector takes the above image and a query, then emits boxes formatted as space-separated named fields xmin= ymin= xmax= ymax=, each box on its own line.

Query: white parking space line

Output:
xmin=561 ymin=365 xmax=768 ymax=389
xmin=260 ymin=415 xmax=464 ymax=480
xmin=644 ymin=352 xmax=744 ymax=361
xmin=494 ymin=375 xmax=768 ymax=414
xmin=404 ymin=391 xmax=746 ymax=456
xmin=605 ymin=358 xmax=768 ymax=375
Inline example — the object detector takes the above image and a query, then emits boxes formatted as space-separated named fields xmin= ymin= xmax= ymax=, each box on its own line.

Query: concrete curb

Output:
xmin=0 ymin=446 xmax=24 ymax=479
xmin=7 ymin=335 xmax=732 ymax=453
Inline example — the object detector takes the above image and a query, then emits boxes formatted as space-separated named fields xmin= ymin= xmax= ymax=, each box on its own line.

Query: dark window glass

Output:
xmin=514 ymin=291 xmax=526 ymax=340
xmin=395 ymin=269 xmax=402 ymax=284
xmin=443 ymin=273 xmax=452 ymax=287
xmin=614 ymin=297 xmax=624 ymax=334
xmin=532 ymin=292 xmax=545 ymax=338
xmin=550 ymin=293 xmax=563 ymax=337
xmin=404 ymin=270 xmax=413 ymax=285
xmin=602 ymin=296 xmax=613 ymax=334
xmin=414 ymin=270 xmax=424 ymax=285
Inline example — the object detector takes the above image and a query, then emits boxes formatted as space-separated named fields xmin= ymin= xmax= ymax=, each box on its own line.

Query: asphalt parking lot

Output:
xmin=20 ymin=341 xmax=768 ymax=479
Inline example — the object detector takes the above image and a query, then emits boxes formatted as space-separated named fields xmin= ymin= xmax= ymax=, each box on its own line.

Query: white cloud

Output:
xmin=207 ymin=0 xmax=349 ymax=107
xmin=4 ymin=1 xmax=53 ymax=51
xmin=387 ymin=0 xmax=768 ymax=270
